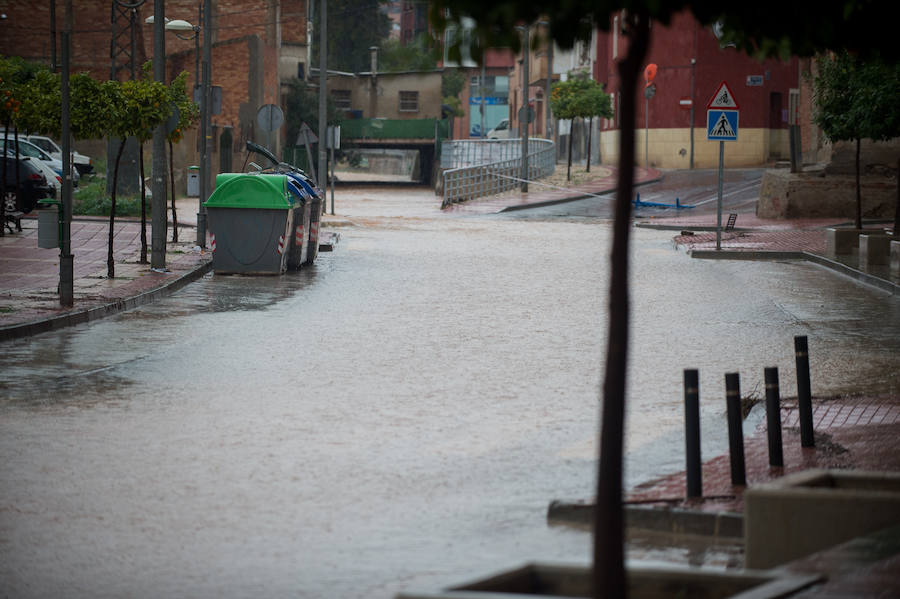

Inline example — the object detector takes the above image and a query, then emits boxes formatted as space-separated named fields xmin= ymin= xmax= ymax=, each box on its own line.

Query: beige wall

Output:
xmin=332 ymin=72 xmax=443 ymax=120
xmin=370 ymin=72 xmax=444 ymax=120
xmin=598 ymin=127 xmax=792 ymax=169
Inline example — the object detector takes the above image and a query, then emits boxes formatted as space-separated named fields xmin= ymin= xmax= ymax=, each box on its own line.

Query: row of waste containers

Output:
xmin=205 ymin=170 xmax=324 ymax=275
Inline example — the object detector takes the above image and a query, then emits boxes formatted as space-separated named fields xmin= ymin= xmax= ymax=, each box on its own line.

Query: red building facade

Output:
xmin=596 ymin=11 xmax=800 ymax=168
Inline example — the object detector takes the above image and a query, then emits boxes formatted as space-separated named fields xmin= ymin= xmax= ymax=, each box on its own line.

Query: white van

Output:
xmin=486 ymin=118 xmax=514 ymax=139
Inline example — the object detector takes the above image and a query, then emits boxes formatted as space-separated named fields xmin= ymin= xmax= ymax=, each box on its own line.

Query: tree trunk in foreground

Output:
xmin=592 ymin=10 xmax=650 ymax=599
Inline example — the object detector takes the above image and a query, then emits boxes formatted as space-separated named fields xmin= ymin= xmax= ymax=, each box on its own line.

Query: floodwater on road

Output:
xmin=2 ymin=186 xmax=899 ymax=598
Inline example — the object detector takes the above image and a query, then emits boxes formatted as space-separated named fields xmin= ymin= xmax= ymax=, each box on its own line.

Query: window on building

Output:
xmin=399 ymin=91 xmax=419 ymax=112
xmin=332 ymin=90 xmax=352 ymax=110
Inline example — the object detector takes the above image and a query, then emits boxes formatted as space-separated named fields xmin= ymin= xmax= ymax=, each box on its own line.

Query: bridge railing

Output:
xmin=440 ymin=138 xmax=555 ymax=208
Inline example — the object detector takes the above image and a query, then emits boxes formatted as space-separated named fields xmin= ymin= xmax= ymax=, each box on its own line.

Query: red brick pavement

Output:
xmin=626 ymin=394 xmax=900 ymax=513
xmin=0 ymin=217 xmax=211 ymax=333
xmin=673 ymin=229 xmax=828 ymax=255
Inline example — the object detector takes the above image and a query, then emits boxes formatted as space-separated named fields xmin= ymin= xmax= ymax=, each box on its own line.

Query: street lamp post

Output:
xmin=150 ymin=0 xmax=166 ymax=270
xmin=147 ymin=13 xmax=207 ymax=250
xmin=163 ymin=16 xmax=207 ymax=248
xmin=517 ymin=25 xmax=530 ymax=193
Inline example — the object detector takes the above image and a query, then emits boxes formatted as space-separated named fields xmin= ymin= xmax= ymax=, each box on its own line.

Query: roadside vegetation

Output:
xmin=71 ymin=159 xmax=142 ymax=218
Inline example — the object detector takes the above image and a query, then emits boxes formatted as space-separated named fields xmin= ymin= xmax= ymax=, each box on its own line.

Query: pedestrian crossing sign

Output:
xmin=707 ymin=109 xmax=739 ymax=141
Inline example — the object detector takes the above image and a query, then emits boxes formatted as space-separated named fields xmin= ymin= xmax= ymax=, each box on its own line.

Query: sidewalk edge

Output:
xmin=0 ymin=261 xmax=213 ymax=343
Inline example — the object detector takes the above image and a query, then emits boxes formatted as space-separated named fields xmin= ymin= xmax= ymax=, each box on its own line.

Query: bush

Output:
xmin=72 ymin=172 xmax=144 ymax=217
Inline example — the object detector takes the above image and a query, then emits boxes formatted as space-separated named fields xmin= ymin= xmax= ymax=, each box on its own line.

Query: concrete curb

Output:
xmin=547 ymin=500 xmax=744 ymax=540
xmin=0 ymin=260 xmax=213 ymax=343
xmin=498 ymin=175 xmax=664 ymax=213
xmin=686 ymin=249 xmax=899 ymax=295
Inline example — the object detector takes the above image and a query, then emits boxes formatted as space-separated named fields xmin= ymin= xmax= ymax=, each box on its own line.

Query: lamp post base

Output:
xmin=196 ymin=212 xmax=207 ymax=248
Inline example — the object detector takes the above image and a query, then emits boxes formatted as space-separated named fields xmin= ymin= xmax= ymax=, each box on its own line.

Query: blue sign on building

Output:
xmin=469 ymin=96 xmax=508 ymax=105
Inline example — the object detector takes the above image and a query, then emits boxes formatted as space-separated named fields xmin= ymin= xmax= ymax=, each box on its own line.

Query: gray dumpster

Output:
xmin=285 ymin=179 xmax=311 ymax=269
xmin=204 ymin=173 xmax=295 ymax=274
xmin=306 ymin=190 xmax=323 ymax=265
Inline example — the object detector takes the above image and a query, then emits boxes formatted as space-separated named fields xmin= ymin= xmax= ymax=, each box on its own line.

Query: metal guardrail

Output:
xmin=441 ymin=138 xmax=555 ymax=208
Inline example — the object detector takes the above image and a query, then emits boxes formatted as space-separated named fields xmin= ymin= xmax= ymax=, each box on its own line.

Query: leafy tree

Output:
xmin=441 ymin=67 xmax=466 ymax=129
xmin=379 ymin=35 xmax=439 ymax=72
xmin=312 ymin=0 xmax=391 ymax=73
xmin=0 ymin=58 xmax=105 ymax=234
xmin=551 ymin=75 xmax=612 ymax=179
xmin=580 ymin=84 xmax=613 ymax=172
xmin=166 ymin=71 xmax=199 ymax=242
xmin=432 ymin=2 xmax=896 ymax=597
xmin=104 ymin=78 xmax=170 ymax=277
xmin=0 ymin=57 xmax=33 ymax=232
xmin=812 ymin=51 xmax=900 ymax=231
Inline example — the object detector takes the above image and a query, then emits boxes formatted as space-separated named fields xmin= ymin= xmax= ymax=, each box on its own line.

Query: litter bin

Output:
xmin=37 ymin=200 xmax=60 ymax=249
xmin=187 ymin=166 xmax=200 ymax=197
xmin=285 ymin=177 xmax=311 ymax=269
xmin=204 ymin=173 xmax=295 ymax=274
xmin=286 ymin=173 xmax=323 ymax=265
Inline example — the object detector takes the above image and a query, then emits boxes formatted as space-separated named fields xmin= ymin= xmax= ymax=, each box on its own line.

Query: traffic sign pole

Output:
xmin=705 ymin=82 xmax=739 ymax=251
xmin=717 ymin=141 xmax=724 ymax=250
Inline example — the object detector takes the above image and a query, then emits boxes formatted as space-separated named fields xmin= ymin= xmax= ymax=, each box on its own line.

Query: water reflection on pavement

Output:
xmin=1 ymin=187 xmax=898 ymax=598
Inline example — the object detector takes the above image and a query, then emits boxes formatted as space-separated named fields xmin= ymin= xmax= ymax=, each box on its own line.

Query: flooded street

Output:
xmin=2 ymin=186 xmax=899 ymax=598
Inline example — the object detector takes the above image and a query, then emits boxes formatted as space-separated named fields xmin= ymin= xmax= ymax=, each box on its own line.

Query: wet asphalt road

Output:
xmin=1 ymin=185 xmax=899 ymax=598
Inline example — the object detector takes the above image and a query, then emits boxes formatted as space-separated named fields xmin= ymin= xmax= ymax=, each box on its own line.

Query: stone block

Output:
xmin=859 ymin=233 xmax=892 ymax=267
xmin=395 ymin=562 xmax=819 ymax=599
xmin=744 ymin=469 xmax=900 ymax=569
xmin=891 ymin=240 xmax=900 ymax=276
xmin=825 ymin=228 xmax=866 ymax=257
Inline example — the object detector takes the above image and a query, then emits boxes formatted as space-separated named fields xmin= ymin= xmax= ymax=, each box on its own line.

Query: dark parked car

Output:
xmin=2 ymin=156 xmax=55 ymax=214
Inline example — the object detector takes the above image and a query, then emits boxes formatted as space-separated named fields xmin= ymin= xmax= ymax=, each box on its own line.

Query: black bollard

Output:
xmin=725 ymin=373 xmax=747 ymax=486
xmin=684 ymin=369 xmax=702 ymax=498
xmin=795 ymin=336 xmax=815 ymax=447
xmin=764 ymin=367 xmax=784 ymax=467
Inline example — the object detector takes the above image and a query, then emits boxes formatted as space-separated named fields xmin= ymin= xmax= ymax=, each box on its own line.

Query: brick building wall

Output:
xmin=0 ymin=0 xmax=303 ymax=190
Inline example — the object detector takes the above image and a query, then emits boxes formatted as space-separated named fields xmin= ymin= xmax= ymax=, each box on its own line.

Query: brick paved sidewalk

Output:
xmin=626 ymin=394 xmax=900 ymax=514
xmin=0 ymin=217 xmax=211 ymax=339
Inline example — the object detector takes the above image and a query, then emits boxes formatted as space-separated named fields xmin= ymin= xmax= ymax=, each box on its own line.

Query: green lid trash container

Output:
xmin=204 ymin=173 xmax=296 ymax=274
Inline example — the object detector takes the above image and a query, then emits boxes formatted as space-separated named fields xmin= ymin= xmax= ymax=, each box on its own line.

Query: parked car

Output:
xmin=486 ymin=118 xmax=514 ymax=139
xmin=24 ymin=134 xmax=93 ymax=175
xmin=2 ymin=156 xmax=55 ymax=214
xmin=2 ymin=147 xmax=62 ymax=194
xmin=1 ymin=138 xmax=78 ymax=188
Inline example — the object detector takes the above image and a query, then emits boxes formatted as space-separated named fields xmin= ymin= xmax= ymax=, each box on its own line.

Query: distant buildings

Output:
xmin=504 ymin=11 xmax=800 ymax=169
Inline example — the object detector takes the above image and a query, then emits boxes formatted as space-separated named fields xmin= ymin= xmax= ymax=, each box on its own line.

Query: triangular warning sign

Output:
xmin=711 ymin=113 xmax=735 ymax=137
xmin=707 ymin=81 xmax=739 ymax=109
xmin=296 ymin=121 xmax=318 ymax=145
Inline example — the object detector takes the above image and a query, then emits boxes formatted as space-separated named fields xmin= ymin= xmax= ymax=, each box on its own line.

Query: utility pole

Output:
xmin=197 ymin=0 xmax=211 ymax=248
xmin=150 ymin=0 xmax=166 ymax=269
xmin=545 ymin=41 xmax=552 ymax=140
xmin=317 ymin=0 xmax=327 ymax=190
xmin=480 ymin=62 xmax=485 ymax=139
xmin=59 ymin=0 xmax=73 ymax=307
xmin=520 ymin=25 xmax=529 ymax=193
